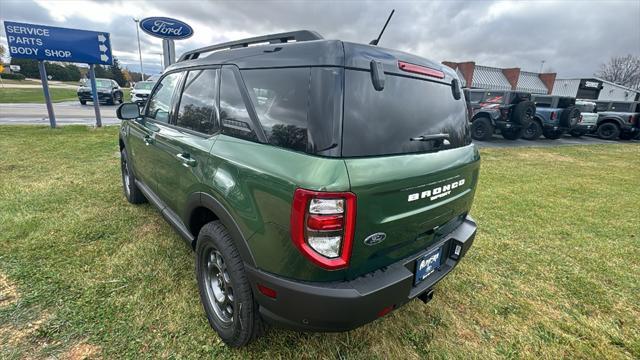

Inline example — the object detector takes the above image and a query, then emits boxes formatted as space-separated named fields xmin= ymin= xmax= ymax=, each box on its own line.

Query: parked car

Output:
xmin=464 ymin=89 xmax=536 ymax=141
xmin=569 ymin=100 xmax=598 ymax=137
xmin=524 ymin=95 xmax=580 ymax=140
xmin=594 ymin=101 xmax=640 ymax=140
xmin=116 ymin=30 xmax=480 ymax=347
xmin=77 ymin=78 xmax=124 ymax=105
xmin=130 ymin=80 xmax=155 ymax=104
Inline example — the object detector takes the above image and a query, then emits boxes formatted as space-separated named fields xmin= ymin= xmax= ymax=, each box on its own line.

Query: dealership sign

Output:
xmin=3 ymin=21 xmax=112 ymax=65
xmin=140 ymin=17 xmax=193 ymax=40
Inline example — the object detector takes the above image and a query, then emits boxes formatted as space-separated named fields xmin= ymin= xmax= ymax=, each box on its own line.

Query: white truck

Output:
xmin=570 ymin=100 xmax=599 ymax=137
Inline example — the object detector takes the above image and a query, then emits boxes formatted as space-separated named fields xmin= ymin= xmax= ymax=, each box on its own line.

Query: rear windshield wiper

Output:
xmin=410 ymin=133 xmax=450 ymax=146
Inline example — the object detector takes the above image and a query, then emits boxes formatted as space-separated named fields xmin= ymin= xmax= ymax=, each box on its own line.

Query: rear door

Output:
xmin=340 ymin=66 xmax=480 ymax=278
xmin=153 ymin=68 xmax=220 ymax=218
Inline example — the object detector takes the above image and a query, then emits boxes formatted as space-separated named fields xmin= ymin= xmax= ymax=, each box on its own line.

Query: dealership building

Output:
xmin=442 ymin=61 xmax=640 ymax=101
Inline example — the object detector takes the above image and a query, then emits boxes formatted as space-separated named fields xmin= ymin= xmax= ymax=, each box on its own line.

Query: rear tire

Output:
xmin=522 ymin=121 xmax=543 ymax=140
xmin=471 ymin=117 xmax=494 ymax=141
xmin=120 ymin=149 xmax=146 ymax=204
xmin=542 ymin=129 xmax=563 ymax=140
xmin=596 ymin=122 xmax=620 ymax=140
xmin=196 ymin=221 xmax=264 ymax=347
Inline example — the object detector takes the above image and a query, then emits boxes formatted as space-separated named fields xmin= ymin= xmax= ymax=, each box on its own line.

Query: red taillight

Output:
xmin=291 ymin=188 xmax=356 ymax=270
xmin=377 ymin=305 xmax=395 ymax=318
xmin=551 ymin=111 xmax=556 ymax=120
xmin=398 ymin=61 xmax=444 ymax=79
xmin=257 ymin=284 xmax=277 ymax=299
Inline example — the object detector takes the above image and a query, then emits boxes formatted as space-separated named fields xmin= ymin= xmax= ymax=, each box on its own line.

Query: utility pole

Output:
xmin=539 ymin=60 xmax=546 ymax=73
xmin=133 ymin=18 xmax=145 ymax=81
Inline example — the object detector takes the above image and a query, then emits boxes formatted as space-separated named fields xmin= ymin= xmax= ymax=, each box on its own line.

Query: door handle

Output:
xmin=176 ymin=153 xmax=197 ymax=167
xmin=143 ymin=135 xmax=154 ymax=145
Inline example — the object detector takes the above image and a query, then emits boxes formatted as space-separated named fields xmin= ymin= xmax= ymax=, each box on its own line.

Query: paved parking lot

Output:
xmin=474 ymin=134 xmax=639 ymax=147
xmin=0 ymin=101 xmax=119 ymax=125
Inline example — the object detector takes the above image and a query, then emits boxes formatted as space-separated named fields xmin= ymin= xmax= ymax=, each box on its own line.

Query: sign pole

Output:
xmin=162 ymin=39 xmax=176 ymax=69
xmin=38 ymin=61 xmax=56 ymax=128
xmin=88 ymin=64 xmax=102 ymax=128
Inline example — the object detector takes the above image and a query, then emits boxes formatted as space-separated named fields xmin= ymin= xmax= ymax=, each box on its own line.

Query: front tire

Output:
xmin=471 ymin=117 xmax=494 ymax=141
xmin=79 ymin=99 xmax=87 ymax=105
xmin=522 ymin=121 xmax=543 ymax=140
xmin=120 ymin=149 xmax=146 ymax=204
xmin=196 ymin=221 xmax=264 ymax=347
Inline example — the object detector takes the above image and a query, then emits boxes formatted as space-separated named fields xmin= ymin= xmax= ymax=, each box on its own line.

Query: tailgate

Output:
xmin=345 ymin=145 xmax=480 ymax=278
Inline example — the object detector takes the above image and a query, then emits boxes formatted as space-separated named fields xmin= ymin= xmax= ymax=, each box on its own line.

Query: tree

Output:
xmin=0 ymin=44 xmax=6 ymax=58
xmin=595 ymin=54 xmax=640 ymax=90
xmin=93 ymin=64 xmax=111 ymax=79
xmin=109 ymin=57 xmax=127 ymax=86
xmin=10 ymin=58 xmax=40 ymax=78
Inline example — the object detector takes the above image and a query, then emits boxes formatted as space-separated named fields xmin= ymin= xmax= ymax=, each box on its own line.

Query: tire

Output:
xmin=116 ymin=92 xmax=124 ymax=104
xmin=501 ymin=127 xmax=523 ymax=140
xmin=560 ymin=106 xmax=581 ymax=128
xmin=619 ymin=132 xmax=635 ymax=140
xmin=511 ymin=101 xmax=536 ymax=125
xmin=107 ymin=95 xmax=115 ymax=105
xmin=120 ymin=149 xmax=146 ymax=204
xmin=196 ymin=221 xmax=264 ymax=347
xmin=471 ymin=117 xmax=494 ymax=141
xmin=542 ymin=129 xmax=563 ymax=140
xmin=596 ymin=122 xmax=620 ymax=140
xmin=80 ymin=100 xmax=86 ymax=105
xmin=522 ymin=120 xmax=543 ymax=140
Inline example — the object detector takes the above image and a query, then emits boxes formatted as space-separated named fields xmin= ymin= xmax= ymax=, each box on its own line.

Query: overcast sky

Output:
xmin=1 ymin=0 xmax=639 ymax=78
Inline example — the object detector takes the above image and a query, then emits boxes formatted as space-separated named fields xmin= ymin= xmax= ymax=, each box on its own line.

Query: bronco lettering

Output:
xmin=408 ymin=179 xmax=465 ymax=202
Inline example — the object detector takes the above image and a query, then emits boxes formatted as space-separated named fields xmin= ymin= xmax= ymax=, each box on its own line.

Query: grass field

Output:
xmin=0 ymin=88 xmax=131 ymax=104
xmin=1 ymin=126 xmax=638 ymax=359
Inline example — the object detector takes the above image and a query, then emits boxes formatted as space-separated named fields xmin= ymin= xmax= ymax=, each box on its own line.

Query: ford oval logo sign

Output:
xmin=364 ymin=232 xmax=386 ymax=246
xmin=140 ymin=17 xmax=193 ymax=40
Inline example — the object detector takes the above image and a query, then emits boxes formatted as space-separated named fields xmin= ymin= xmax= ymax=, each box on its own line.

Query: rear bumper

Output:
xmin=246 ymin=215 xmax=477 ymax=332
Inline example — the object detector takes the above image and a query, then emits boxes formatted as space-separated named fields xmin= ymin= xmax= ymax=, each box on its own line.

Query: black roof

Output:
xmin=167 ymin=30 xmax=456 ymax=83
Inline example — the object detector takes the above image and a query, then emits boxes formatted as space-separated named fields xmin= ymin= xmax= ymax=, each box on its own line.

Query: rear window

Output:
xmin=342 ymin=70 xmax=471 ymax=157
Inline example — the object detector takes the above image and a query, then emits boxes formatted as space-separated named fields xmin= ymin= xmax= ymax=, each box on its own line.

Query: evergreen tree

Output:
xmin=109 ymin=57 xmax=127 ymax=86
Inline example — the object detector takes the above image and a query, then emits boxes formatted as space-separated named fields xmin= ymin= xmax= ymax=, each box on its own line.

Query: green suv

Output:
xmin=116 ymin=31 xmax=480 ymax=347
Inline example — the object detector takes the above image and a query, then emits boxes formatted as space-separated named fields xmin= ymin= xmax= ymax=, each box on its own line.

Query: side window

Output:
xmin=219 ymin=67 xmax=258 ymax=142
xmin=610 ymin=102 xmax=630 ymax=112
xmin=534 ymin=96 xmax=553 ymax=108
xmin=596 ymin=102 xmax=610 ymax=111
xmin=146 ymin=72 xmax=181 ymax=123
xmin=468 ymin=92 xmax=483 ymax=103
xmin=483 ymin=92 xmax=504 ymax=104
xmin=176 ymin=69 xmax=219 ymax=134
xmin=242 ymin=68 xmax=310 ymax=152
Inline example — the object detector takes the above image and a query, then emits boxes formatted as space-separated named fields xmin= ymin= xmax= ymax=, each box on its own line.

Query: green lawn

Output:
xmin=1 ymin=126 xmax=638 ymax=359
xmin=0 ymin=88 xmax=130 ymax=104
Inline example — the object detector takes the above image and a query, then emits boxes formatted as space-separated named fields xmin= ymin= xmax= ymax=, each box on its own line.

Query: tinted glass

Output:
xmin=610 ymin=102 xmax=631 ymax=112
xmin=95 ymin=79 xmax=111 ymax=88
xmin=134 ymin=81 xmax=154 ymax=90
xmin=576 ymin=102 xmax=595 ymax=113
xmin=146 ymin=72 xmax=181 ymax=123
xmin=483 ymin=92 xmax=504 ymax=104
xmin=342 ymin=70 xmax=471 ymax=157
xmin=596 ymin=102 xmax=610 ymax=111
xmin=534 ymin=96 xmax=553 ymax=108
xmin=467 ymin=92 xmax=483 ymax=103
xmin=219 ymin=68 xmax=258 ymax=142
xmin=176 ymin=69 xmax=219 ymax=134
xmin=242 ymin=68 xmax=310 ymax=152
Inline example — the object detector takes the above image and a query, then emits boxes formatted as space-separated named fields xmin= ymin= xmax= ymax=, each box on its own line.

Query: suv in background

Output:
xmin=77 ymin=78 xmax=124 ymax=105
xmin=116 ymin=30 xmax=479 ymax=347
xmin=524 ymin=95 xmax=580 ymax=140
xmin=594 ymin=101 xmax=640 ymax=140
xmin=464 ymin=89 xmax=536 ymax=141
xmin=570 ymin=100 xmax=598 ymax=137
xmin=130 ymin=80 xmax=155 ymax=104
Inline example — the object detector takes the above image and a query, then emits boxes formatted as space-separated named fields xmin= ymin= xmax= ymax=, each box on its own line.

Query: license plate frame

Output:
xmin=414 ymin=246 xmax=443 ymax=285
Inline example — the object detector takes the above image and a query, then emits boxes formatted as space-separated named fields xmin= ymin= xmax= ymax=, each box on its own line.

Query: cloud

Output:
xmin=1 ymin=0 xmax=639 ymax=78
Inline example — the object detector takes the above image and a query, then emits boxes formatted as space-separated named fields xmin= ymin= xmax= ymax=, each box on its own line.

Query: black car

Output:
xmin=464 ymin=89 xmax=536 ymax=141
xmin=77 ymin=78 xmax=124 ymax=105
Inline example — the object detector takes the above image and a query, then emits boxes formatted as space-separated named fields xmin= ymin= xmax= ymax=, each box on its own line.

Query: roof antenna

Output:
xmin=369 ymin=9 xmax=395 ymax=46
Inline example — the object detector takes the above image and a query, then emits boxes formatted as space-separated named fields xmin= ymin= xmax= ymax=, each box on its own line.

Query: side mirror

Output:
xmin=117 ymin=103 xmax=141 ymax=120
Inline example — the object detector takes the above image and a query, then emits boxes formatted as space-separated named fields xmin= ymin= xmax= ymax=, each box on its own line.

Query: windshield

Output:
xmin=134 ymin=82 xmax=155 ymax=90
xmin=81 ymin=79 xmax=112 ymax=88
xmin=342 ymin=70 xmax=471 ymax=157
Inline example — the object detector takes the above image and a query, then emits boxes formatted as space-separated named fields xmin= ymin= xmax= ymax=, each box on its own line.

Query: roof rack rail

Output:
xmin=178 ymin=30 xmax=323 ymax=62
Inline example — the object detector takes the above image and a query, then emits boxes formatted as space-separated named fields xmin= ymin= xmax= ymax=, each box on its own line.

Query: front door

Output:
xmin=154 ymin=68 xmax=220 ymax=219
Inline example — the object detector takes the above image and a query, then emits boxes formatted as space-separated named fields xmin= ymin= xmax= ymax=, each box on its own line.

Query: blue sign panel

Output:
xmin=3 ymin=21 xmax=112 ymax=65
xmin=140 ymin=17 xmax=193 ymax=40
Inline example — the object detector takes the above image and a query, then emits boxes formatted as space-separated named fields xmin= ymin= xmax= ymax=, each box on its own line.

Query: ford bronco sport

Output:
xmin=464 ymin=89 xmax=536 ymax=141
xmin=524 ymin=95 xmax=581 ymax=140
xmin=569 ymin=100 xmax=598 ymax=137
xmin=116 ymin=31 xmax=479 ymax=347
xmin=594 ymin=100 xmax=640 ymax=140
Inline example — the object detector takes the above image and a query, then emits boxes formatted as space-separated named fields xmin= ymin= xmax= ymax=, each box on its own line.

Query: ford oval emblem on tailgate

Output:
xmin=364 ymin=232 xmax=386 ymax=246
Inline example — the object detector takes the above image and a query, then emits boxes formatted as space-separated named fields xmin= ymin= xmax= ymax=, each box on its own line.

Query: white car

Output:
xmin=571 ymin=100 xmax=599 ymax=137
xmin=130 ymin=81 xmax=155 ymax=104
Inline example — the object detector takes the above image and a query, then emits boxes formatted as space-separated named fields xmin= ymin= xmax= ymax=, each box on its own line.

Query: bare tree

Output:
xmin=595 ymin=54 xmax=640 ymax=90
